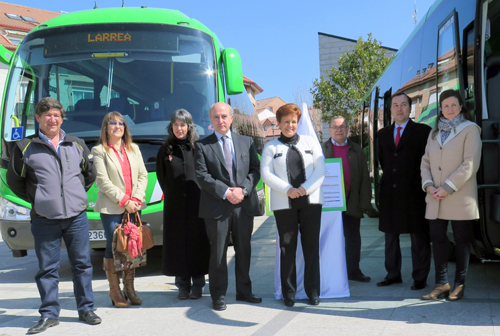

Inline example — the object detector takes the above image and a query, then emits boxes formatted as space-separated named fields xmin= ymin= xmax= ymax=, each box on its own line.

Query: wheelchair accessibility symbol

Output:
xmin=11 ymin=126 xmax=23 ymax=141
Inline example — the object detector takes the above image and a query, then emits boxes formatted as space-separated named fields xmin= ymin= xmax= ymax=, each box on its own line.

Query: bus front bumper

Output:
xmin=1 ymin=218 xmax=108 ymax=257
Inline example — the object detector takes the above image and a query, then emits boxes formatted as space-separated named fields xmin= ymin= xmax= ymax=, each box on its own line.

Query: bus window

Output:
xmin=463 ymin=26 xmax=475 ymax=101
xmin=398 ymin=29 xmax=423 ymax=120
xmin=484 ymin=0 xmax=500 ymax=121
xmin=2 ymin=59 xmax=35 ymax=141
xmin=436 ymin=11 xmax=462 ymax=96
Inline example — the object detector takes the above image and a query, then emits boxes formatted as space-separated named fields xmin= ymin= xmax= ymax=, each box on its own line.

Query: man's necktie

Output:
xmin=222 ymin=135 xmax=236 ymax=187
xmin=395 ymin=126 xmax=402 ymax=147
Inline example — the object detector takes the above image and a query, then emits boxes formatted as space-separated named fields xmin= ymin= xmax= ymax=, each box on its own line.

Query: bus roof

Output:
xmin=31 ymin=7 xmax=218 ymax=41
xmin=360 ymin=0 xmax=444 ymax=103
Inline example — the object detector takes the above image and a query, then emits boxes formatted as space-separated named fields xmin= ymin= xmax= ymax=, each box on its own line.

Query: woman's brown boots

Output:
xmin=103 ymin=258 xmax=130 ymax=308
xmin=123 ymin=269 xmax=142 ymax=305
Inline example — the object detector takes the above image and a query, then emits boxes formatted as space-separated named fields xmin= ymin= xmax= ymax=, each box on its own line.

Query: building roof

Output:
xmin=243 ymin=76 xmax=263 ymax=95
xmin=258 ymin=108 xmax=275 ymax=121
xmin=255 ymin=96 xmax=287 ymax=113
xmin=0 ymin=2 xmax=60 ymax=50
xmin=318 ymin=32 xmax=398 ymax=52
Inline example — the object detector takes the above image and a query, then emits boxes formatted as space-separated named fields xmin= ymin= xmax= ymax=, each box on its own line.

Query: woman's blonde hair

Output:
xmin=97 ymin=111 xmax=133 ymax=152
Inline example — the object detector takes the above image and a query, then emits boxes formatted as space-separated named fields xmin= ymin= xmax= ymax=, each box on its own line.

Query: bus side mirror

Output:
xmin=222 ymin=48 xmax=244 ymax=95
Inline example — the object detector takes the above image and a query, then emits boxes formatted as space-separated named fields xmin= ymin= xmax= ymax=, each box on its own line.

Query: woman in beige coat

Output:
xmin=92 ymin=111 xmax=148 ymax=308
xmin=420 ymin=89 xmax=481 ymax=301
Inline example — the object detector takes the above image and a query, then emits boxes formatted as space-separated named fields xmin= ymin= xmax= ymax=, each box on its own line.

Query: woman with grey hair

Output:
xmin=156 ymin=109 xmax=210 ymax=299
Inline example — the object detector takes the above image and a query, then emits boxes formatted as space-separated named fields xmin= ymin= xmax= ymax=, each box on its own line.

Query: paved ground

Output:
xmin=2 ymin=215 xmax=500 ymax=335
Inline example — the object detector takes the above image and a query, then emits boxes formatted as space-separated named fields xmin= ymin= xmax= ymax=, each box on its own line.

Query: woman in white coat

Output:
xmin=261 ymin=103 xmax=325 ymax=307
xmin=420 ymin=89 xmax=481 ymax=301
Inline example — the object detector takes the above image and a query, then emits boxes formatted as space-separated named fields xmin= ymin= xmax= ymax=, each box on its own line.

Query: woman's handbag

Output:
xmin=116 ymin=213 xmax=130 ymax=253
xmin=112 ymin=221 xmax=147 ymax=271
xmin=135 ymin=213 xmax=154 ymax=250
xmin=116 ymin=212 xmax=154 ymax=252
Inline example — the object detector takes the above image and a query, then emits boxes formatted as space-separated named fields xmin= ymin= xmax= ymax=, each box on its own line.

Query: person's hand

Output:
xmin=287 ymin=187 xmax=301 ymax=199
xmin=431 ymin=187 xmax=449 ymax=201
xmin=125 ymin=200 xmax=140 ymax=213
xmin=227 ymin=188 xmax=244 ymax=204
xmin=297 ymin=186 xmax=307 ymax=196
xmin=427 ymin=186 xmax=437 ymax=195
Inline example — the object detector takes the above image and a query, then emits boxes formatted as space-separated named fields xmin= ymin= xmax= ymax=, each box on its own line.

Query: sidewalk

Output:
xmin=1 ymin=215 xmax=500 ymax=335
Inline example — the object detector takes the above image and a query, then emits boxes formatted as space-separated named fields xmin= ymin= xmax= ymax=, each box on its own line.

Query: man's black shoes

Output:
xmin=411 ymin=281 xmax=427 ymax=290
xmin=235 ymin=293 xmax=262 ymax=303
xmin=348 ymin=274 xmax=371 ymax=282
xmin=212 ymin=297 xmax=227 ymax=311
xmin=28 ymin=317 xmax=59 ymax=334
xmin=309 ymin=297 xmax=320 ymax=306
xmin=79 ymin=311 xmax=102 ymax=325
xmin=376 ymin=277 xmax=403 ymax=287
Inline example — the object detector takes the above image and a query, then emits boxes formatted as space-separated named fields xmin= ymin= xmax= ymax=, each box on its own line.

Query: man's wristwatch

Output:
xmin=241 ymin=187 xmax=248 ymax=197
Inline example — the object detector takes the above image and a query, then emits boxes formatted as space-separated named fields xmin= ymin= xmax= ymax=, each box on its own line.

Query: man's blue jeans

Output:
xmin=31 ymin=211 xmax=94 ymax=318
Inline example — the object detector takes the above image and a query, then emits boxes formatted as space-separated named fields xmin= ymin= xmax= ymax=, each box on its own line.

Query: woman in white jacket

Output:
xmin=261 ymin=103 xmax=325 ymax=307
xmin=420 ymin=89 xmax=481 ymax=301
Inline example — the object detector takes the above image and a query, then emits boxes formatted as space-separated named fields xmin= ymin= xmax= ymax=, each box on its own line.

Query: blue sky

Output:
xmin=16 ymin=0 xmax=436 ymax=104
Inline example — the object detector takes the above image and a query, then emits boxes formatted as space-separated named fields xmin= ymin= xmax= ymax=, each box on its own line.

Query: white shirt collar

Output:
xmin=215 ymin=130 xmax=232 ymax=141
xmin=331 ymin=137 xmax=348 ymax=146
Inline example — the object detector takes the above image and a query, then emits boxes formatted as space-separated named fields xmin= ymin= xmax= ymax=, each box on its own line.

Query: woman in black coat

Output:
xmin=156 ymin=109 xmax=210 ymax=300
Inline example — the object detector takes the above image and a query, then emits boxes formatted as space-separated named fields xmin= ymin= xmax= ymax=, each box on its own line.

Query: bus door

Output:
xmin=475 ymin=0 xmax=500 ymax=258
xmin=372 ymin=87 xmax=392 ymax=209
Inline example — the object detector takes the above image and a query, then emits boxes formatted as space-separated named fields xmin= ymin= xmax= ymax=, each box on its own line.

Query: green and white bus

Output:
xmin=361 ymin=0 xmax=500 ymax=260
xmin=0 ymin=7 xmax=265 ymax=257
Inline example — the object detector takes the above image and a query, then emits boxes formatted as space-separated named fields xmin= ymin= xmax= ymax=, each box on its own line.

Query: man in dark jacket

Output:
xmin=7 ymin=97 xmax=100 ymax=334
xmin=322 ymin=116 xmax=373 ymax=282
xmin=194 ymin=102 xmax=261 ymax=311
xmin=375 ymin=92 xmax=431 ymax=290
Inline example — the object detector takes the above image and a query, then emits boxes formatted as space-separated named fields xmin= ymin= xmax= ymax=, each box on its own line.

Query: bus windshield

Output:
xmin=2 ymin=23 xmax=217 ymax=167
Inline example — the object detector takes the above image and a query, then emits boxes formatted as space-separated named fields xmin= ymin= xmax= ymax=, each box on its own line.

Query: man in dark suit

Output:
xmin=376 ymin=92 xmax=431 ymax=290
xmin=322 ymin=116 xmax=373 ymax=282
xmin=195 ymin=102 xmax=262 ymax=310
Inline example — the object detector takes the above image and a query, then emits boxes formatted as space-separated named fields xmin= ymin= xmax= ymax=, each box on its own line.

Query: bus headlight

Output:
xmin=0 ymin=197 xmax=31 ymax=220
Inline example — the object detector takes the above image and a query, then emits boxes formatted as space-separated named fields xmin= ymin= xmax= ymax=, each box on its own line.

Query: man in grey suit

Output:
xmin=195 ymin=102 xmax=262 ymax=311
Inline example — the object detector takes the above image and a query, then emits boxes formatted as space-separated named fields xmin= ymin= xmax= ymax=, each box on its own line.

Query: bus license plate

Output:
xmin=88 ymin=230 xmax=106 ymax=241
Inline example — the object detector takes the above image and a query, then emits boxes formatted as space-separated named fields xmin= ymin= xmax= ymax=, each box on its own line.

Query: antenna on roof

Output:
xmin=413 ymin=0 xmax=418 ymax=27
xmin=94 ymin=2 xmax=98 ymax=9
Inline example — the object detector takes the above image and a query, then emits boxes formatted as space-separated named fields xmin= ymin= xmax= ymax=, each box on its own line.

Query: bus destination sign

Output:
xmin=44 ymin=31 xmax=179 ymax=57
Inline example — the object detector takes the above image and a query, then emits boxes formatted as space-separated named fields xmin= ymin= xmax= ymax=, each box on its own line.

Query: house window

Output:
xmin=5 ymin=13 xmax=22 ymax=21
xmin=21 ymin=16 xmax=37 ymax=23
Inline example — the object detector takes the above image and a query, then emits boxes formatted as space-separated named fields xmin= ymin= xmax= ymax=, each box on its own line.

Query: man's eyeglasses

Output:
xmin=329 ymin=125 xmax=347 ymax=130
xmin=108 ymin=121 xmax=125 ymax=127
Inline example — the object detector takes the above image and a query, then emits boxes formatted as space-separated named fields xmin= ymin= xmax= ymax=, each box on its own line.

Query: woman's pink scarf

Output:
xmin=124 ymin=222 xmax=142 ymax=258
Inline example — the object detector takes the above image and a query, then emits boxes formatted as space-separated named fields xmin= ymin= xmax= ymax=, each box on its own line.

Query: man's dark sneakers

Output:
xmin=28 ymin=317 xmax=59 ymax=334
